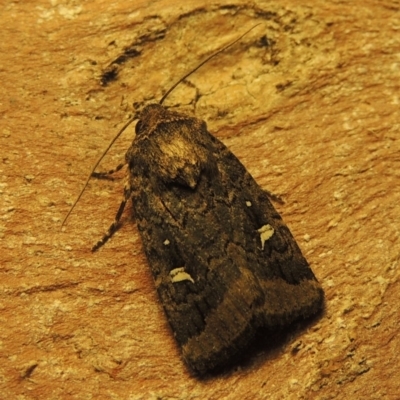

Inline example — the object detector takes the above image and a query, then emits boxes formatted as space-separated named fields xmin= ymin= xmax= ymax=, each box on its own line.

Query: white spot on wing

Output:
xmin=246 ymin=201 xmax=252 ymax=207
xmin=163 ymin=239 xmax=170 ymax=245
xmin=257 ymin=224 xmax=274 ymax=250
xmin=170 ymin=267 xmax=195 ymax=284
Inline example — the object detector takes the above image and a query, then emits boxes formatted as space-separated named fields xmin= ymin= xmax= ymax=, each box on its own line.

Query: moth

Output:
xmin=65 ymin=26 xmax=324 ymax=375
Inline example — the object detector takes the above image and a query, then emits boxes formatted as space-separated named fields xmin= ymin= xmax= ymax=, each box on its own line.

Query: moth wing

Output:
xmin=130 ymin=119 xmax=323 ymax=374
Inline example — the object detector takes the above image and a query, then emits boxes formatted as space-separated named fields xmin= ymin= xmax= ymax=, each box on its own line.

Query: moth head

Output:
xmin=135 ymin=103 xmax=167 ymax=137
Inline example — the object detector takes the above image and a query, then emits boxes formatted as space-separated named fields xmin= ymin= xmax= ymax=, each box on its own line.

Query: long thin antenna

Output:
xmin=61 ymin=114 xmax=138 ymax=226
xmin=159 ymin=23 xmax=261 ymax=105
xmin=62 ymin=23 xmax=261 ymax=226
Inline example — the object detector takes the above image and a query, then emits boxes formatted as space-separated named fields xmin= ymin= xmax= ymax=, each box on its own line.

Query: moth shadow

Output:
xmin=197 ymin=308 xmax=325 ymax=380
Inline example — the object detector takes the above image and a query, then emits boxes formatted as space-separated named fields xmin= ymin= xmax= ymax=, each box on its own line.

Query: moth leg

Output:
xmin=92 ymin=162 xmax=126 ymax=180
xmin=92 ymin=177 xmax=132 ymax=252
xmin=263 ymin=188 xmax=284 ymax=204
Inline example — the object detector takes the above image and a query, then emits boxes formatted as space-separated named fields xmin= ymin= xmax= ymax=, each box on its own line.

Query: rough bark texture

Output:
xmin=1 ymin=0 xmax=399 ymax=399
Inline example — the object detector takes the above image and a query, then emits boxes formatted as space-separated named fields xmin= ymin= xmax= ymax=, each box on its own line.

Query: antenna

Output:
xmin=62 ymin=23 xmax=261 ymax=226
xmin=159 ymin=24 xmax=260 ymax=104
xmin=61 ymin=115 xmax=139 ymax=226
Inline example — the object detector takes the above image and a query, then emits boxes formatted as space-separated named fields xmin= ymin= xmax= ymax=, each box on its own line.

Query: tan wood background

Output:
xmin=1 ymin=0 xmax=399 ymax=398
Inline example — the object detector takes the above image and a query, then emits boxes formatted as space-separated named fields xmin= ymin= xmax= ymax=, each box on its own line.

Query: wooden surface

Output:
xmin=1 ymin=0 xmax=399 ymax=398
